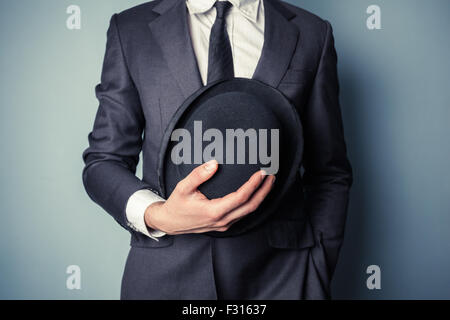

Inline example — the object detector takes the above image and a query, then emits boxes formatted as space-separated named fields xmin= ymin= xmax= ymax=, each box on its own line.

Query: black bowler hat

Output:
xmin=157 ymin=78 xmax=303 ymax=237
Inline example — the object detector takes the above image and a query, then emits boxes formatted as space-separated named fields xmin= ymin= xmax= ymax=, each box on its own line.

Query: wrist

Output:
xmin=144 ymin=201 xmax=165 ymax=230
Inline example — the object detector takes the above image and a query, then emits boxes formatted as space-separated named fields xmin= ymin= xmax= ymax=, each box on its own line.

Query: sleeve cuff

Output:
xmin=125 ymin=189 xmax=167 ymax=241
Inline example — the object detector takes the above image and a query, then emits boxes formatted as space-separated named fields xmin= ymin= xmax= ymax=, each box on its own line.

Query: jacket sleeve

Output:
xmin=82 ymin=14 xmax=152 ymax=231
xmin=301 ymin=20 xmax=353 ymax=282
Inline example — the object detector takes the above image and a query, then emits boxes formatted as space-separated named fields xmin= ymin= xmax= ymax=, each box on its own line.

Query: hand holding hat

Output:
xmin=145 ymin=159 xmax=275 ymax=235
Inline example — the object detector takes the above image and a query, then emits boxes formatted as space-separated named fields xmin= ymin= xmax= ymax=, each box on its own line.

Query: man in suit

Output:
xmin=82 ymin=0 xmax=353 ymax=299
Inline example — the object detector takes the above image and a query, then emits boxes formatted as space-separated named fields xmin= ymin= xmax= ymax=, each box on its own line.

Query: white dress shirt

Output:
xmin=125 ymin=0 xmax=265 ymax=240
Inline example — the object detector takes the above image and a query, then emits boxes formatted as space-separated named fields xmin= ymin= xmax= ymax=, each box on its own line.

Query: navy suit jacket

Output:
xmin=82 ymin=0 xmax=353 ymax=299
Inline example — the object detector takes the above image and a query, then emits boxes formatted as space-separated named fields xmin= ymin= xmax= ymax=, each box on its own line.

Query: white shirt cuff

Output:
xmin=125 ymin=189 xmax=167 ymax=241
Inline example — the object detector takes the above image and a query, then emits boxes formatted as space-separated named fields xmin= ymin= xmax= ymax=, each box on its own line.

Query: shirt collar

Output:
xmin=186 ymin=0 xmax=261 ymax=23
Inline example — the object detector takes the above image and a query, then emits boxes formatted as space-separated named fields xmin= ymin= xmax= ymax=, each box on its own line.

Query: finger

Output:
xmin=177 ymin=159 xmax=218 ymax=194
xmin=220 ymin=216 xmax=245 ymax=230
xmin=209 ymin=170 xmax=267 ymax=215
xmin=218 ymin=175 xmax=275 ymax=225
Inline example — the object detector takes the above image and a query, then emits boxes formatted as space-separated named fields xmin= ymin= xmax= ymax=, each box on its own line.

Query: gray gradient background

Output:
xmin=0 ymin=0 xmax=449 ymax=299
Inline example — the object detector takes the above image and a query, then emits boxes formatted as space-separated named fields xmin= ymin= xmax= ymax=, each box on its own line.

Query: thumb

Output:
xmin=179 ymin=159 xmax=218 ymax=194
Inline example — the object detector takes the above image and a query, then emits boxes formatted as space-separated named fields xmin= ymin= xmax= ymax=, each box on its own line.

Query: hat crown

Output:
xmin=169 ymin=91 xmax=282 ymax=199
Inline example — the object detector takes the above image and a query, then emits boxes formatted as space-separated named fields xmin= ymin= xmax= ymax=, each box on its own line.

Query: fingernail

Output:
xmin=272 ymin=175 xmax=276 ymax=184
xmin=260 ymin=170 xmax=268 ymax=177
xmin=205 ymin=159 xmax=218 ymax=172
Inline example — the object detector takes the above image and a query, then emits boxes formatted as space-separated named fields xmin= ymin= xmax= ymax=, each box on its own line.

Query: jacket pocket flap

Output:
xmin=266 ymin=219 xmax=315 ymax=249
xmin=130 ymin=231 xmax=174 ymax=248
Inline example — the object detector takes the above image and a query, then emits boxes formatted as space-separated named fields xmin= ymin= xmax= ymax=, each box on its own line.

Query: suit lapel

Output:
xmin=149 ymin=0 xmax=203 ymax=99
xmin=148 ymin=0 xmax=298 ymax=97
xmin=252 ymin=0 xmax=299 ymax=88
